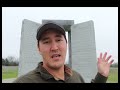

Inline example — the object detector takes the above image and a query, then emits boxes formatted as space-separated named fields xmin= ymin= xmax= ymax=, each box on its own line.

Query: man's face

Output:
xmin=38 ymin=29 xmax=67 ymax=70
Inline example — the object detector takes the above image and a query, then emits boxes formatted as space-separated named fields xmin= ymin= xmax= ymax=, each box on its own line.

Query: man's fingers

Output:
xmin=98 ymin=58 xmax=101 ymax=63
xmin=106 ymin=55 xmax=112 ymax=62
xmin=100 ymin=53 xmax=102 ymax=59
xmin=103 ymin=52 xmax=107 ymax=60
xmin=109 ymin=59 xmax=114 ymax=66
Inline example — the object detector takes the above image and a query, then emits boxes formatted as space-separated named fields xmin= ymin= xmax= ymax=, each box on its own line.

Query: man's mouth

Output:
xmin=51 ymin=54 xmax=61 ymax=59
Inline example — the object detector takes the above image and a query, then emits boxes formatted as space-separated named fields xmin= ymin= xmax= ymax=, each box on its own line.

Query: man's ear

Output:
xmin=38 ymin=47 xmax=42 ymax=55
xmin=37 ymin=43 xmax=41 ymax=54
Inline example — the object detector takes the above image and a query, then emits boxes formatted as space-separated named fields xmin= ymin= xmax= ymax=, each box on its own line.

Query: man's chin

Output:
xmin=49 ymin=63 xmax=64 ymax=70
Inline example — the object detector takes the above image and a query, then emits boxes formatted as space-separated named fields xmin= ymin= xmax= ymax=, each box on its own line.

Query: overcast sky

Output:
xmin=2 ymin=7 xmax=118 ymax=62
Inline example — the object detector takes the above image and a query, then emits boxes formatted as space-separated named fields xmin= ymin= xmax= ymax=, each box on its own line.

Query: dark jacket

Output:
xmin=13 ymin=62 xmax=107 ymax=83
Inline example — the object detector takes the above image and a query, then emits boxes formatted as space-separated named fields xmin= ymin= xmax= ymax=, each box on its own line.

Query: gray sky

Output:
xmin=2 ymin=7 xmax=118 ymax=62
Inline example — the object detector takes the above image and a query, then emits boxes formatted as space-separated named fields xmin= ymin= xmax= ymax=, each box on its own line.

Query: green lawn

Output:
xmin=2 ymin=66 xmax=18 ymax=79
xmin=107 ymin=67 xmax=118 ymax=83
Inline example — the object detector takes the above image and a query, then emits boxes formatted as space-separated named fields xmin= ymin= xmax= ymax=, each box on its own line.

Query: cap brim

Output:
xmin=36 ymin=22 xmax=65 ymax=40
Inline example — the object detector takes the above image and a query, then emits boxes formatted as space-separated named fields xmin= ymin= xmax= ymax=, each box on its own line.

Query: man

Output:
xmin=13 ymin=21 xmax=114 ymax=83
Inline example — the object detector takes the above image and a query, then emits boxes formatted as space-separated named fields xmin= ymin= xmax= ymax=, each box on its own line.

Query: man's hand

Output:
xmin=97 ymin=52 xmax=114 ymax=77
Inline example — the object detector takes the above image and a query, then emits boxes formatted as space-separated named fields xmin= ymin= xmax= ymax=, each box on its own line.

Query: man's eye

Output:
xmin=57 ymin=39 xmax=62 ymax=42
xmin=43 ymin=41 xmax=49 ymax=44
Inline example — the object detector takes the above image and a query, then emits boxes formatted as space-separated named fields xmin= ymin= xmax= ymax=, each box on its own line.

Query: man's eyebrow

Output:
xmin=41 ymin=34 xmax=62 ymax=41
xmin=55 ymin=34 xmax=62 ymax=38
xmin=41 ymin=37 xmax=49 ymax=41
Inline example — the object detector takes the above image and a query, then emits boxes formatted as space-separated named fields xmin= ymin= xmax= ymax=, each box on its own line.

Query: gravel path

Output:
xmin=2 ymin=78 xmax=16 ymax=83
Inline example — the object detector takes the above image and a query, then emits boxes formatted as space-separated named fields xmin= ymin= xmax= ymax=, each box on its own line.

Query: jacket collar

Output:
xmin=35 ymin=62 xmax=73 ymax=81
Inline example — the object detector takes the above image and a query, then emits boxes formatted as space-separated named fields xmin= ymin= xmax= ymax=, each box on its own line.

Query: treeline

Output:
xmin=2 ymin=56 xmax=19 ymax=66
xmin=110 ymin=62 xmax=118 ymax=68
xmin=2 ymin=56 xmax=118 ymax=67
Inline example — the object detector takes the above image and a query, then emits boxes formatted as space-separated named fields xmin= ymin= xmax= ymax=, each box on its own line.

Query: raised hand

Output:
xmin=97 ymin=52 xmax=114 ymax=77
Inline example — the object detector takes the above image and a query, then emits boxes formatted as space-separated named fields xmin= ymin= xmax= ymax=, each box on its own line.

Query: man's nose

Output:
xmin=51 ymin=42 xmax=58 ymax=51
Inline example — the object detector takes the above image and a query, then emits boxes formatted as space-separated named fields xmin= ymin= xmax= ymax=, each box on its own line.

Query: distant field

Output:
xmin=2 ymin=66 xmax=18 ymax=79
xmin=107 ymin=67 xmax=118 ymax=83
xmin=2 ymin=66 xmax=118 ymax=83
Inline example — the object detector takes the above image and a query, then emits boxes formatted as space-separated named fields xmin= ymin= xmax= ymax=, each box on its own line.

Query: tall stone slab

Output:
xmin=18 ymin=19 xmax=41 ymax=76
xmin=71 ymin=20 xmax=97 ymax=82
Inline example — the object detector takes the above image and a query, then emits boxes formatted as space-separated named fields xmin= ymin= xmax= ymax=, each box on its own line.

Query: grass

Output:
xmin=2 ymin=66 xmax=118 ymax=83
xmin=107 ymin=67 xmax=118 ymax=83
xmin=2 ymin=66 xmax=18 ymax=79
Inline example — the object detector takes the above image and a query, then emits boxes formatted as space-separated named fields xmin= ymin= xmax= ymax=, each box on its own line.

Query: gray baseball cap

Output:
xmin=36 ymin=21 xmax=66 ymax=41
